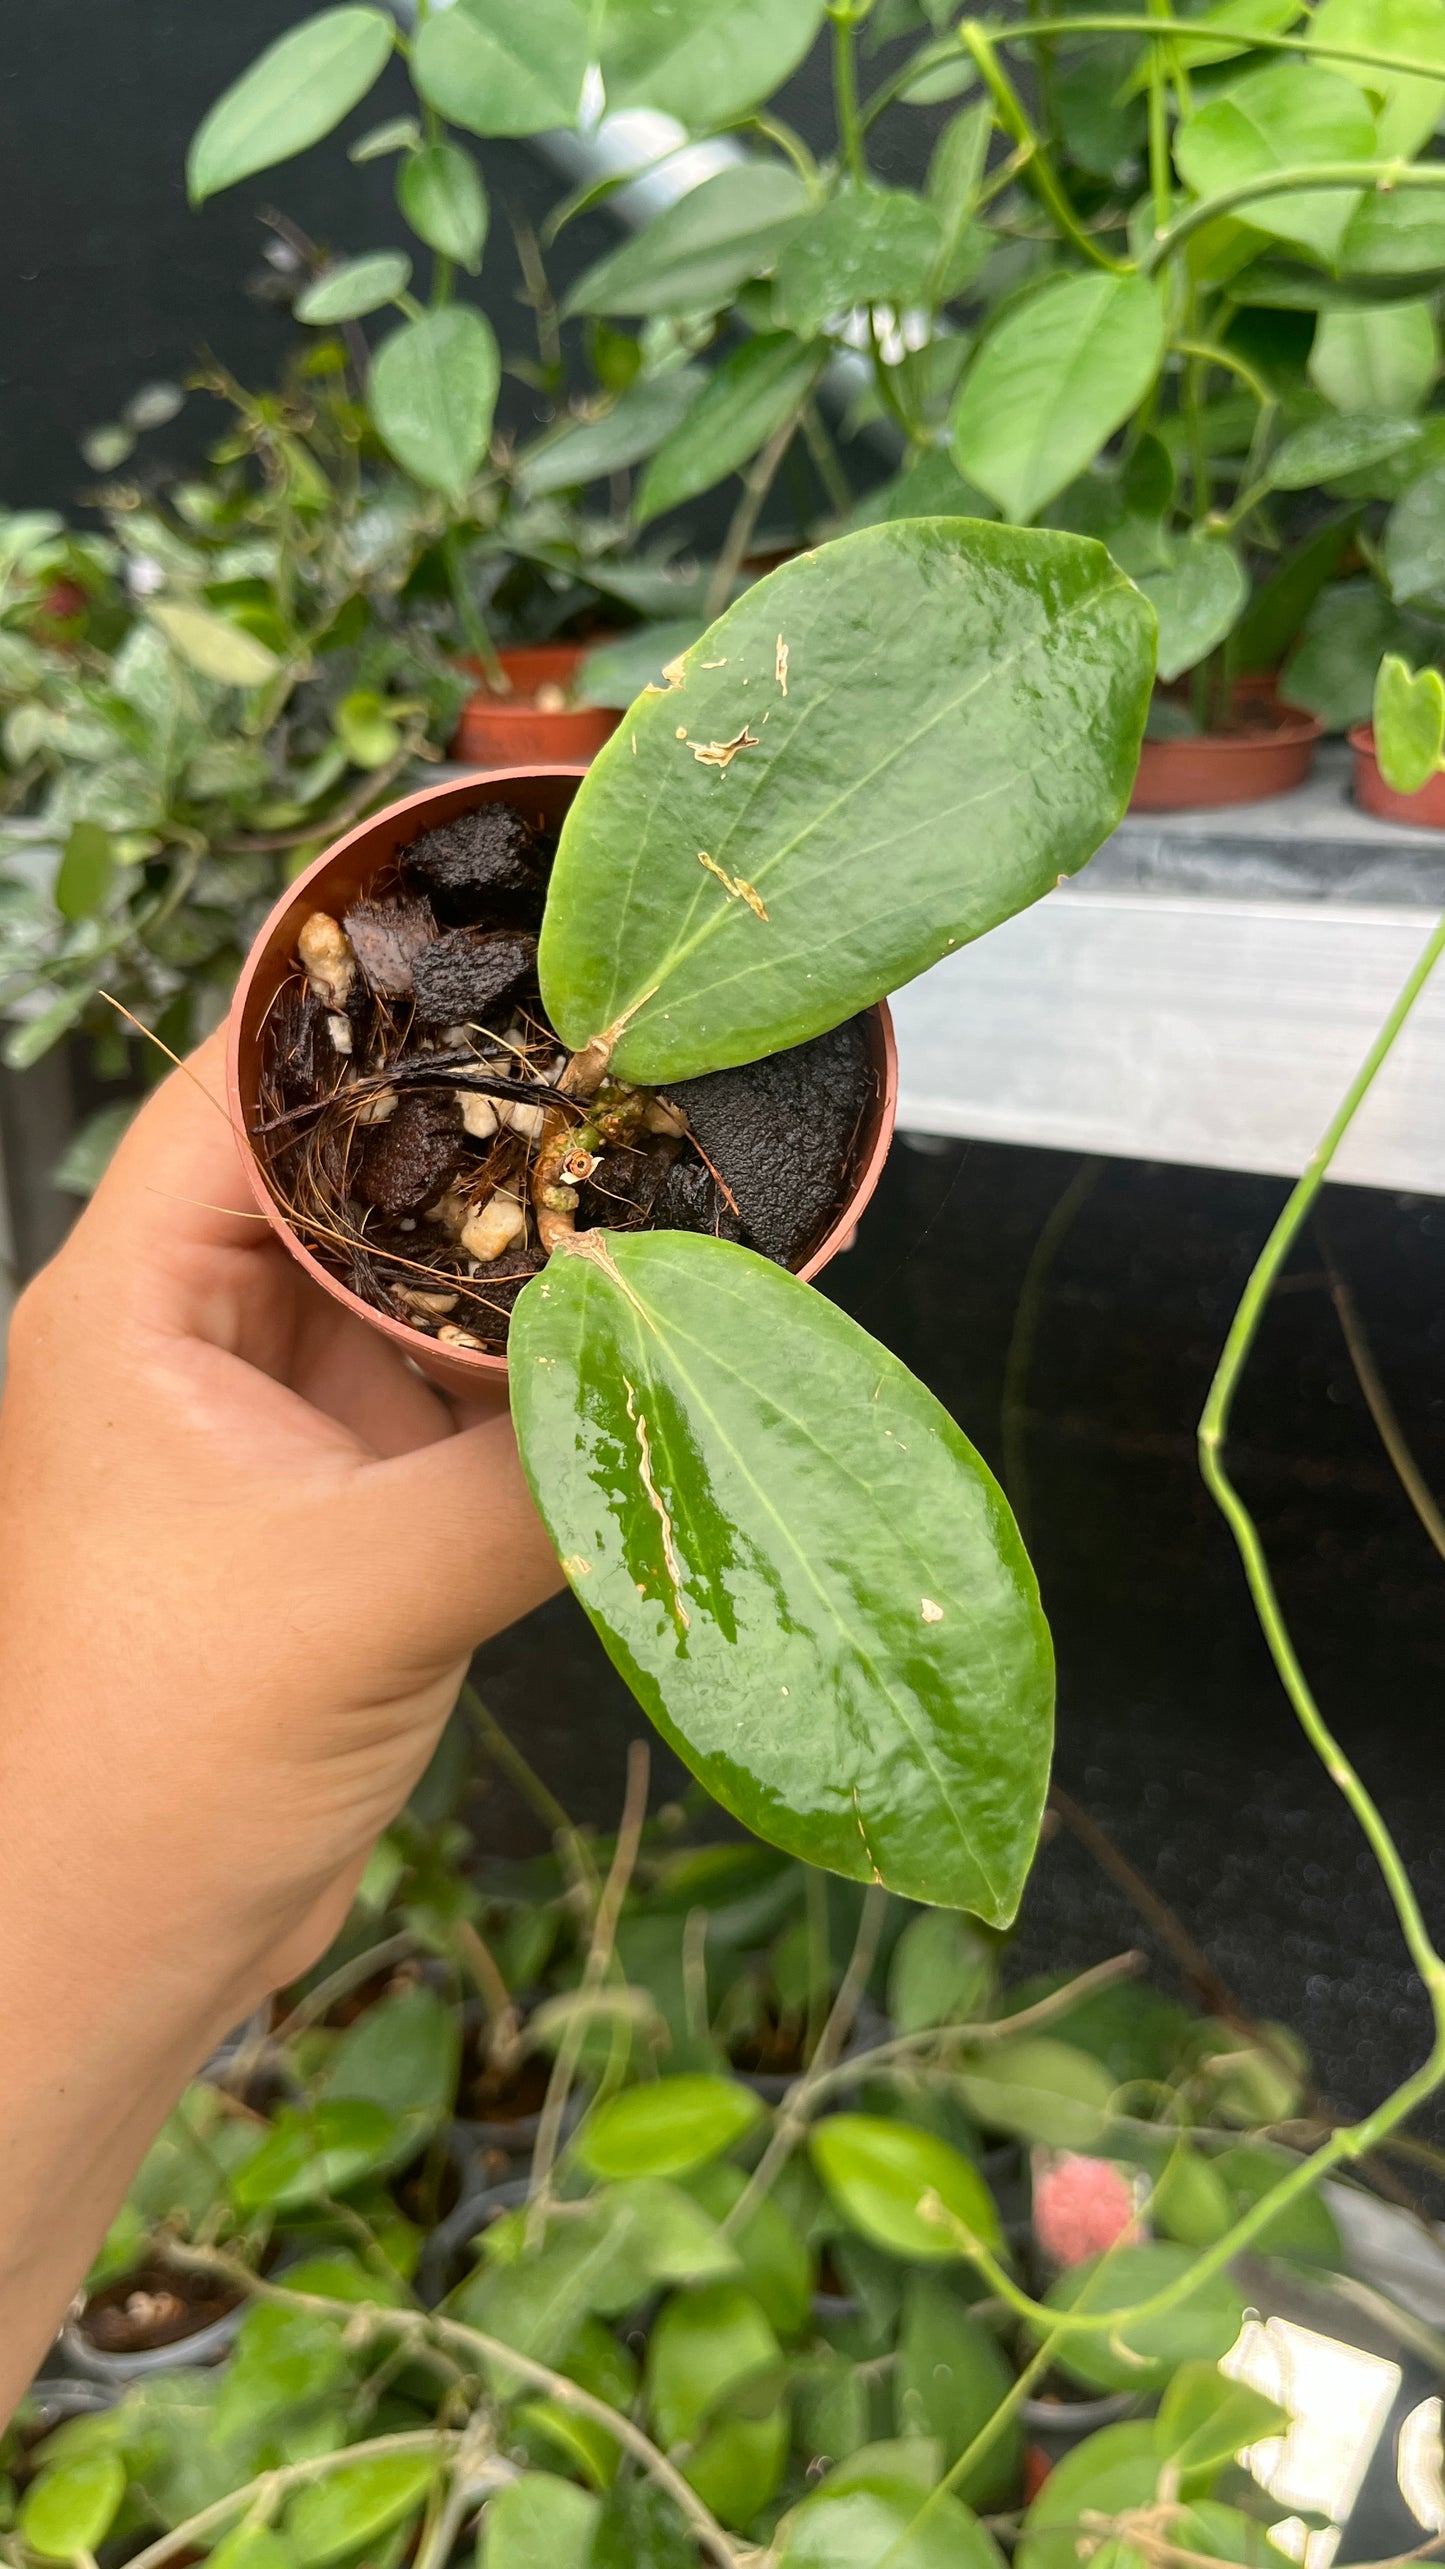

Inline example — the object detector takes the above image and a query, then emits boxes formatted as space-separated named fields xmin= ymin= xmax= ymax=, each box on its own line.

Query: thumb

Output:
xmin=345 ymin=1402 xmax=564 ymax=1671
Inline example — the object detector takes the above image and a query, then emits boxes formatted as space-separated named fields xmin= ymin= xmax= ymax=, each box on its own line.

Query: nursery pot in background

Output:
xmin=1130 ymin=691 xmax=1323 ymax=812
xmin=227 ymin=769 xmax=899 ymax=1397
xmin=1350 ymin=725 xmax=1445 ymax=828
xmin=452 ymin=643 xmax=620 ymax=770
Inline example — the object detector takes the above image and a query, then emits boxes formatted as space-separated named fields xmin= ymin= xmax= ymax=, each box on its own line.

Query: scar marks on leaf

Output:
xmin=776 ymin=634 xmax=789 ymax=695
xmin=560 ymin=1554 xmax=592 ymax=1579
xmin=921 ymin=1598 xmax=944 ymax=1624
xmin=697 ymin=851 xmax=768 ymax=921
xmin=688 ymin=725 xmax=760 ymax=771
xmin=624 ymin=1377 xmax=690 ymax=1634
xmin=852 ymin=1785 xmax=884 ymax=1886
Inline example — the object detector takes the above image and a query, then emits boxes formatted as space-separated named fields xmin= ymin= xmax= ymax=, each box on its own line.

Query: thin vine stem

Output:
xmin=961 ymin=25 xmax=1133 ymax=273
xmin=1147 ymin=161 xmax=1445 ymax=269
xmin=161 ymin=2249 xmax=738 ymax=2569
xmin=121 ymin=2431 xmax=464 ymax=2569
xmin=1322 ymin=1251 xmax=1445 ymax=1566
xmin=984 ymin=10 xmax=1445 ymax=88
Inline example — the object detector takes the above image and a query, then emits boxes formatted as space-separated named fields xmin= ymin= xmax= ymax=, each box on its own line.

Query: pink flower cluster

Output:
xmin=1032 ymin=2151 xmax=1141 ymax=2267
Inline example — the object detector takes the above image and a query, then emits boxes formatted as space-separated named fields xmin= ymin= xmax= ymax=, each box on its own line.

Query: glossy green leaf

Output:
xmin=773 ymin=188 xmax=944 ymax=336
xmin=398 ymin=145 xmax=488 ymax=272
xmin=1174 ymin=64 xmax=1376 ymax=261
xmin=600 ymin=0 xmax=826 ymax=125
xmin=779 ymin=2472 xmax=1004 ymax=2569
xmin=285 ymin=2456 xmax=435 ymax=2568
xmin=1215 ymin=2143 xmax=1343 ymax=2263
xmin=320 ymin=1982 xmax=459 ymax=2127
xmin=607 ymin=2175 xmax=744 ymax=2283
xmin=590 ymin=2475 xmax=694 ymax=2569
xmin=214 ymin=2303 xmax=351 ymax=2443
xmin=1309 ymin=301 xmax=1438 ymax=412
xmin=811 ymin=2114 xmax=1004 ymax=2262
xmin=150 ymin=602 xmax=280 ymax=686
xmin=1269 ymin=411 xmax=1422 ymax=485
xmin=368 ymin=306 xmax=499 ymax=496
xmin=896 ymin=2280 xmax=1021 ymax=2503
xmin=927 ymin=103 xmax=991 ymax=291
xmin=1040 ymin=2244 xmax=1247 ymax=2393
xmin=187 ymin=7 xmax=394 ymax=201
xmin=1281 ymin=576 xmax=1418 ymax=724
xmin=55 ymin=819 xmax=115 ymax=921
xmin=206 ymin=2526 xmax=295 ymax=2569
xmin=539 ymin=521 xmax=1153 ymax=1081
xmin=635 ymin=334 xmax=822 ymax=523
xmin=411 ymin=0 xmax=590 ymax=136
xmin=565 ymin=167 xmax=809 ymax=318
xmin=482 ymin=2474 xmax=600 ymax=2569
xmin=1155 ymin=2361 xmax=1291 ymax=2475
xmin=458 ymin=2200 xmax=643 ymax=2361
xmin=952 ymin=273 xmax=1166 ymax=522
xmin=1338 ymin=187 xmax=1445 ymax=274
xmin=1385 ymin=461 xmax=1445 ymax=599
xmin=1373 ymin=649 xmax=1445 ymax=787
xmin=1137 ymin=534 xmax=1250 ymax=682
xmin=574 ymin=2073 xmax=762 ymax=2179
xmin=20 ymin=2453 xmax=126 ymax=2561
xmin=1124 ymin=0 xmax=1304 ymax=84
xmin=510 ymin=1232 xmax=1054 ymax=1916
xmin=578 ymin=621 xmax=706 ymax=708
xmin=646 ymin=2278 xmax=780 ymax=2443
xmin=955 ymin=2036 xmax=1117 ymax=2147
xmin=350 ymin=113 xmax=420 ymax=162
xmin=1152 ymin=2145 xmax=1236 ymax=2247
xmin=1311 ymin=0 xmax=1445 ymax=154
xmin=1016 ymin=2423 xmax=1162 ymax=2569
xmin=228 ymin=2099 xmax=401 ymax=2211
xmin=518 ymin=375 xmax=703 ymax=499
xmin=295 ymin=252 xmax=411 ymax=324
xmin=687 ymin=2408 xmax=790 ymax=2532
xmin=686 ymin=2160 xmax=814 ymax=2335
xmin=889 ymin=1910 xmax=996 ymax=2034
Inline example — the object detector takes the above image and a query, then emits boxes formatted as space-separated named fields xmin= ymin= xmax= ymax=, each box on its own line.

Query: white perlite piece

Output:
xmin=298 ymin=911 xmax=357 ymax=1013
xmin=356 ymin=1086 xmax=398 ymax=1125
xmin=457 ymin=1091 xmax=498 ymax=1140
xmin=462 ymin=1191 xmax=526 ymax=1263
xmin=499 ymin=1098 xmax=547 ymax=1143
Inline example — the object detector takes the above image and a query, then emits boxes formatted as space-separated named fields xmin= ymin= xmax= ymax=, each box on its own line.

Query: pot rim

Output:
xmin=226 ymin=767 xmax=899 ymax=1386
xmin=1138 ymin=707 xmax=1325 ymax=756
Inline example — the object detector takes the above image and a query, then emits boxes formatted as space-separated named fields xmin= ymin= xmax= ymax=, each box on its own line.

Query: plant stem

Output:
xmin=460 ymin=1683 xmax=593 ymax=1885
xmin=704 ymin=407 xmax=808 ymax=624
xmin=1321 ymin=1251 xmax=1445 ymax=1565
xmin=453 ymin=1917 xmax=523 ymax=2074
xmin=442 ymin=530 xmax=504 ymax=687
xmin=801 ymin=397 xmax=855 ymax=519
xmin=161 ymin=2249 xmax=738 ymax=2569
xmin=1145 ymin=0 xmax=1173 ymax=239
xmin=997 ymin=11 xmax=1445 ymax=88
xmin=272 ymin=1931 xmax=419 ymax=2044
xmin=526 ymin=1740 xmax=649 ymax=2235
xmin=1147 ymin=160 xmax=1445 ymax=269
xmin=1000 ymin=1156 xmax=1101 ymax=1541
xmin=960 ymin=25 xmax=1133 ymax=272
xmin=830 ymin=7 xmax=869 ymax=186
xmin=804 ymin=1866 xmax=832 ymax=2065
xmin=122 ymin=2431 xmax=462 ymax=2569
xmin=721 ymin=1887 xmax=884 ymax=2236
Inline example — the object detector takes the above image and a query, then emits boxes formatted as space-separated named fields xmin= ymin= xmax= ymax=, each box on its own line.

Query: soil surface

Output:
xmin=258 ymin=799 xmax=879 ymax=1355
xmin=459 ymin=2033 xmax=551 ymax=2125
xmin=82 ymin=2264 xmax=239 ymax=2354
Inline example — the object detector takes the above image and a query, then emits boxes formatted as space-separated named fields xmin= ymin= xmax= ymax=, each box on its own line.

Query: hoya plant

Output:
xmin=262 ymin=513 xmax=1154 ymax=1923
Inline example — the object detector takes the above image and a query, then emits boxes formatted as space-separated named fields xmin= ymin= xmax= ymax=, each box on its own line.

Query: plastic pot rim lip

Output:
xmin=59 ymin=2290 xmax=245 ymax=2380
xmin=1137 ymin=708 xmax=1325 ymax=755
xmin=226 ymin=766 xmax=900 ymax=1385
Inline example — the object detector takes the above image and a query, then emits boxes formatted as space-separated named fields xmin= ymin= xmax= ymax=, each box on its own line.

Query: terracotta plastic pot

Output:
xmin=1350 ymin=724 xmax=1445 ymax=828
xmin=1130 ymin=703 xmax=1323 ymax=811
xmin=227 ymin=767 xmax=899 ymax=1397
xmin=452 ymin=643 xmax=619 ymax=770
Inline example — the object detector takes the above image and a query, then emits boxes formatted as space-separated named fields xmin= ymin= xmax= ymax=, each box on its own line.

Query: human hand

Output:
xmin=0 ymin=1025 xmax=561 ymax=2381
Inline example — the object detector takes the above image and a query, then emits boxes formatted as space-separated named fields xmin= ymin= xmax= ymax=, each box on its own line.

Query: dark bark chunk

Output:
xmin=663 ymin=1016 xmax=874 ymax=1265
xmin=399 ymin=804 xmax=544 ymax=924
xmin=343 ymin=895 xmax=437 ymax=1001
xmin=454 ymin=1246 xmax=544 ymax=1333
xmin=411 ymin=928 xmax=539 ymax=1026
xmin=651 ymin=1154 xmax=745 ymax=1243
xmin=353 ymin=1091 xmax=468 ymax=1216
xmin=577 ymin=1138 xmax=679 ymax=1232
